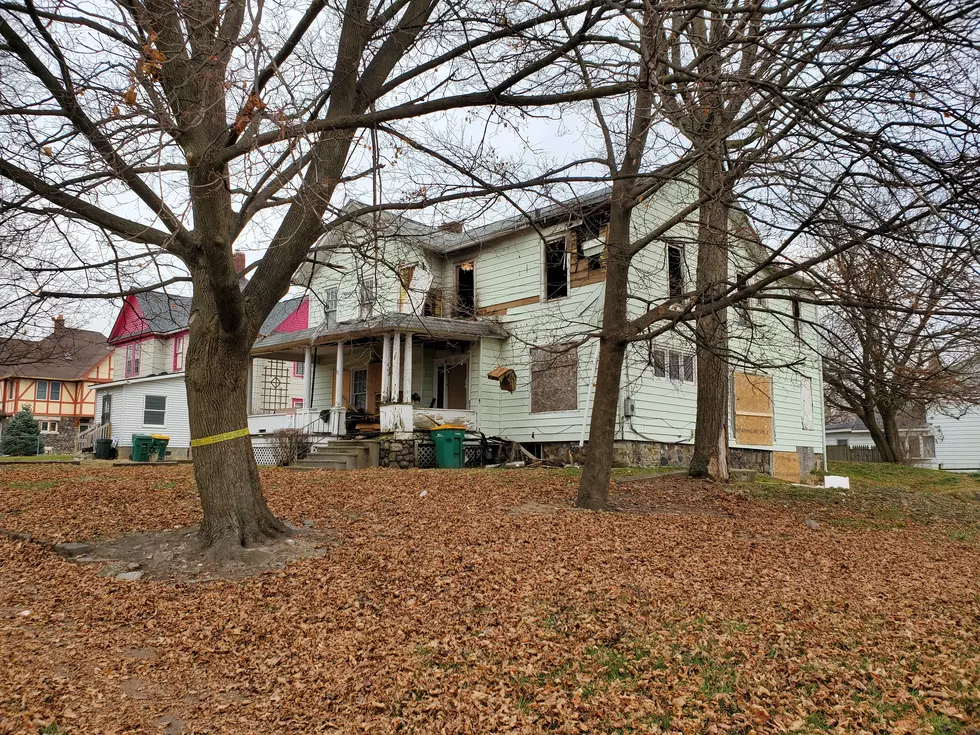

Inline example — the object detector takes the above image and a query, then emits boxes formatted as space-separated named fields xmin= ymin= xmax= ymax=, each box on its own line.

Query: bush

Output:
xmin=2 ymin=406 xmax=42 ymax=456
xmin=269 ymin=428 xmax=310 ymax=466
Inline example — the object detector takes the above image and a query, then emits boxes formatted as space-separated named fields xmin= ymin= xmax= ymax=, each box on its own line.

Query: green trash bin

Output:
xmin=150 ymin=434 xmax=170 ymax=460
xmin=94 ymin=437 xmax=113 ymax=460
xmin=131 ymin=434 xmax=153 ymax=462
xmin=430 ymin=425 xmax=466 ymax=469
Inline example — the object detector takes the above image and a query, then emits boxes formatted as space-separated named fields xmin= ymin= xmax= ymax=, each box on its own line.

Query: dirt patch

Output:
xmin=76 ymin=525 xmax=337 ymax=583
xmin=507 ymin=500 xmax=569 ymax=515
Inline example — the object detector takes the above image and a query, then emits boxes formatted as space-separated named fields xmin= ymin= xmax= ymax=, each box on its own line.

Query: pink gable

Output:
xmin=108 ymin=295 xmax=149 ymax=343
xmin=274 ymin=298 xmax=309 ymax=333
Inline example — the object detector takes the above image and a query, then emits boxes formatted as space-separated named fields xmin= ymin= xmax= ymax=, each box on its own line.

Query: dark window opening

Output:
xmin=455 ymin=262 xmax=475 ymax=317
xmin=735 ymin=272 xmax=750 ymax=324
xmin=792 ymin=300 xmax=802 ymax=337
xmin=667 ymin=245 xmax=684 ymax=298
xmin=545 ymin=238 xmax=569 ymax=300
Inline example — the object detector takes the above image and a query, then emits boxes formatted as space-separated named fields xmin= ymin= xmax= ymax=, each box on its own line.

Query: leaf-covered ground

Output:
xmin=0 ymin=464 xmax=978 ymax=734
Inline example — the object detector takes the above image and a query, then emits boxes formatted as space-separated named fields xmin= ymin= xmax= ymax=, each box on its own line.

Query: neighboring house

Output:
xmin=0 ymin=316 xmax=113 ymax=453
xmin=925 ymin=407 xmax=980 ymax=472
xmin=93 ymin=256 xmax=308 ymax=458
xmin=251 ymin=184 xmax=826 ymax=479
xmin=824 ymin=417 xmax=936 ymax=465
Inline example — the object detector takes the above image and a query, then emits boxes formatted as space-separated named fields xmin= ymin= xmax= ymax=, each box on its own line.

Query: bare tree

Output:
xmin=572 ymin=0 xmax=980 ymax=508
xmin=821 ymin=236 xmax=980 ymax=463
xmin=0 ymin=0 xmax=624 ymax=556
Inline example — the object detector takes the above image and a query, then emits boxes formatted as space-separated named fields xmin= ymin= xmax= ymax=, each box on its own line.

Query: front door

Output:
xmin=100 ymin=393 xmax=112 ymax=425
xmin=436 ymin=360 xmax=468 ymax=410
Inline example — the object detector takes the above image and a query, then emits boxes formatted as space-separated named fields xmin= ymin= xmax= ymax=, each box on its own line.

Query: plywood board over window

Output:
xmin=733 ymin=372 xmax=774 ymax=446
xmin=530 ymin=346 xmax=577 ymax=413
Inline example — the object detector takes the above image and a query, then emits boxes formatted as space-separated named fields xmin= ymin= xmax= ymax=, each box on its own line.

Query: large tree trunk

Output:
xmin=689 ymin=158 xmax=731 ymax=480
xmin=185 ymin=292 xmax=289 ymax=559
xmin=576 ymin=204 xmax=633 ymax=510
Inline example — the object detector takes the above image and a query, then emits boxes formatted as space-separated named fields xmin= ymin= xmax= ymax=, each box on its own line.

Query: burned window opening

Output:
xmin=455 ymin=262 xmax=475 ymax=317
xmin=545 ymin=238 xmax=569 ymax=300
xmin=667 ymin=245 xmax=684 ymax=298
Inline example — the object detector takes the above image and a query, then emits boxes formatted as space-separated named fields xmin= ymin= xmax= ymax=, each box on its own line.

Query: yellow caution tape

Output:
xmin=190 ymin=427 xmax=251 ymax=447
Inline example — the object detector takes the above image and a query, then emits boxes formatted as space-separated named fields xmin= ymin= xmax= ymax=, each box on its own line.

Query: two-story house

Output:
xmin=92 ymin=255 xmax=309 ymax=459
xmin=250 ymin=183 xmax=826 ymax=479
xmin=0 ymin=316 xmax=113 ymax=453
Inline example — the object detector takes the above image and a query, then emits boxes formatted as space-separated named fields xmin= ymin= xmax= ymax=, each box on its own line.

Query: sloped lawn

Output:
xmin=1 ymin=463 xmax=978 ymax=734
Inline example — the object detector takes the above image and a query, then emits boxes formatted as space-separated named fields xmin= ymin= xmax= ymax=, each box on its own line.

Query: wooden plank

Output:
xmin=734 ymin=414 xmax=774 ymax=446
xmin=733 ymin=372 xmax=773 ymax=416
xmin=773 ymin=451 xmax=801 ymax=482
xmin=477 ymin=295 xmax=540 ymax=316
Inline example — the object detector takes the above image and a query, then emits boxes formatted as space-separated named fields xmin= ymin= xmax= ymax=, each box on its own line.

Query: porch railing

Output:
xmin=268 ymin=413 xmax=330 ymax=466
xmin=74 ymin=422 xmax=111 ymax=455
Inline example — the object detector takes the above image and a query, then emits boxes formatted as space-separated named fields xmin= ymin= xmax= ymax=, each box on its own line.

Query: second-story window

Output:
xmin=792 ymin=300 xmax=802 ymax=337
xmin=455 ymin=261 xmax=475 ymax=317
xmin=125 ymin=342 xmax=141 ymax=377
xmin=667 ymin=245 xmax=684 ymax=298
xmin=49 ymin=381 xmax=61 ymax=401
xmin=358 ymin=281 xmax=375 ymax=319
xmin=173 ymin=335 xmax=186 ymax=371
xmin=544 ymin=238 xmax=568 ymax=301
xmin=7 ymin=380 xmax=14 ymax=399
xmin=323 ymin=287 xmax=338 ymax=326
xmin=35 ymin=380 xmax=48 ymax=400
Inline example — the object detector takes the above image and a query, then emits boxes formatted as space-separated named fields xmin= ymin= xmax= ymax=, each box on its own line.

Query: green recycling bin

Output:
xmin=430 ymin=425 xmax=466 ymax=469
xmin=131 ymin=434 xmax=153 ymax=462
xmin=94 ymin=437 xmax=113 ymax=460
xmin=150 ymin=434 xmax=170 ymax=460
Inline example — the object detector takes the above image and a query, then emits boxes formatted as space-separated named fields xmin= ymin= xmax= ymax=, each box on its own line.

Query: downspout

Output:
xmin=579 ymin=283 xmax=607 ymax=448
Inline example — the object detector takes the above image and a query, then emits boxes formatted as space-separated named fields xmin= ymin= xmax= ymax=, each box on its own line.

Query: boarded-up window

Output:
xmin=530 ymin=346 xmax=577 ymax=413
xmin=800 ymin=376 xmax=813 ymax=430
xmin=733 ymin=372 xmax=773 ymax=446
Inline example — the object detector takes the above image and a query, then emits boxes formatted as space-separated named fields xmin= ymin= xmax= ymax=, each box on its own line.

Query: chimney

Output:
xmin=438 ymin=221 xmax=464 ymax=234
xmin=233 ymin=250 xmax=247 ymax=277
xmin=52 ymin=314 xmax=66 ymax=334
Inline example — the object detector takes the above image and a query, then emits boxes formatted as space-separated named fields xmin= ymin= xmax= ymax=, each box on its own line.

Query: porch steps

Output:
xmin=291 ymin=439 xmax=380 ymax=471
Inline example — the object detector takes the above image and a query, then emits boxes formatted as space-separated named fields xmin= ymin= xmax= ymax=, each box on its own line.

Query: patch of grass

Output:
xmin=804 ymin=711 xmax=833 ymax=731
xmin=925 ymin=713 xmax=964 ymax=735
xmin=38 ymin=725 xmax=67 ymax=735
xmin=1 ymin=455 xmax=73 ymax=462
xmin=681 ymin=652 xmax=739 ymax=696
xmin=587 ymin=645 xmax=634 ymax=682
xmin=562 ymin=465 xmax=684 ymax=478
xmin=151 ymin=480 xmax=176 ymax=490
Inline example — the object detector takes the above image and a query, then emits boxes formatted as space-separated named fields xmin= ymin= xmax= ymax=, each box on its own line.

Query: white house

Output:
xmin=250 ymin=184 xmax=827 ymax=479
xmin=90 ymin=266 xmax=308 ymax=459
xmin=926 ymin=407 xmax=980 ymax=472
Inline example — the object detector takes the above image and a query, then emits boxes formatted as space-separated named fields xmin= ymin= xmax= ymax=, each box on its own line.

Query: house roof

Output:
xmin=0 ymin=326 xmax=112 ymax=381
xmin=110 ymin=291 xmax=307 ymax=342
xmin=825 ymin=419 xmax=869 ymax=433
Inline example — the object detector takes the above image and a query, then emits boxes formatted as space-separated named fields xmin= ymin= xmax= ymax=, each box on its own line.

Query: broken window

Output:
xmin=358 ymin=281 xmax=375 ymax=319
xmin=455 ymin=261 xmax=475 ymax=317
xmin=323 ymin=287 xmax=338 ymax=326
xmin=397 ymin=266 xmax=415 ymax=310
xmin=667 ymin=245 xmax=684 ymax=298
xmin=544 ymin=238 xmax=568 ymax=301
xmin=575 ymin=213 xmax=608 ymax=271
xmin=530 ymin=346 xmax=577 ymax=413
xmin=735 ymin=272 xmax=751 ymax=325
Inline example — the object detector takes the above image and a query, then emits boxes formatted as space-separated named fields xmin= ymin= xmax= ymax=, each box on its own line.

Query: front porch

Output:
xmin=247 ymin=314 xmax=506 ymax=440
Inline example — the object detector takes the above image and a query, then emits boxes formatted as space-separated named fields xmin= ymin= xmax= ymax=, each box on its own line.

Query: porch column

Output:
xmin=402 ymin=333 xmax=413 ymax=403
xmin=246 ymin=358 xmax=254 ymax=414
xmin=391 ymin=332 xmax=402 ymax=402
xmin=302 ymin=347 xmax=312 ymax=408
xmin=381 ymin=333 xmax=392 ymax=402
xmin=334 ymin=340 xmax=345 ymax=407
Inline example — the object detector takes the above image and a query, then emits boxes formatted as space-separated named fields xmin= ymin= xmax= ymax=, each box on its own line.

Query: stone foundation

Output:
xmin=729 ymin=447 xmax=773 ymax=474
xmin=379 ymin=437 xmax=418 ymax=469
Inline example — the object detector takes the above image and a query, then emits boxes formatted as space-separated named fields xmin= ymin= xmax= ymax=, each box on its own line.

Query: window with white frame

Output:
xmin=35 ymin=380 xmax=48 ymax=400
xmin=125 ymin=342 xmax=141 ymax=377
xmin=143 ymin=395 xmax=166 ymax=425
xmin=800 ymin=376 xmax=814 ymax=430
xmin=173 ymin=334 xmax=186 ymax=371
xmin=351 ymin=368 xmax=368 ymax=412
xmin=650 ymin=346 xmax=695 ymax=383
xmin=358 ymin=281 xmax=375 ymax=319
xmin=323 ymin=287 xmax=339 ymax=326
xmin=293 ymin=361 xmax=304 ymax=378
xmin=39 ymin=420 xmax=59 ymax=434
xmin=49 ymin=381 xmax=61 ymax=401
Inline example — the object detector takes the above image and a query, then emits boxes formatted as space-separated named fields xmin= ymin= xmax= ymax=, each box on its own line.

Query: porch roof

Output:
xmin=251 ymin=314 xmax=507 ymax=358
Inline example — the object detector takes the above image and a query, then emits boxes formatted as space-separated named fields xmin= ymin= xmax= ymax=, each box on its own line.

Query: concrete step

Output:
xmin=293 ymin=456 xmax=350 ymax=470
xmin=313 ymin=440 xmax=380 ymax=467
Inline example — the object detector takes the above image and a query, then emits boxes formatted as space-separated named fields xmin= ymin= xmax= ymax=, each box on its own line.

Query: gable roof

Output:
xmin=109 ymin=292 xmax=307 ymax=342
xmin=260 ymin=296 xmax=307 ymax=335
xmin=0 ymin=326 xmax=112 ymax=381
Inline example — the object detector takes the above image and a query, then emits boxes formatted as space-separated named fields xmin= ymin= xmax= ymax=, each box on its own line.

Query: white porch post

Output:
xmin=334 ymin=340 xmax=345 ymax=406
xmin=402 ymin=333 xmax=413 ymax=403
xmin=381 ymin=333 xmax=392 ymax=402
xmin=391 ymin=332 xmax=402 ymax=403
xmin=246 ymin=358 xmax=254 ymax=414
xmin=302 ymin=347 xmax=312 ymax=408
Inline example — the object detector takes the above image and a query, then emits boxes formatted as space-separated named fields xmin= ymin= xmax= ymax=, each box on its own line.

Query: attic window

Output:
xmin=455 ymin=262 xmax=475 ymax=317
xmin=544 ymin=238 xmax=568 ymax=301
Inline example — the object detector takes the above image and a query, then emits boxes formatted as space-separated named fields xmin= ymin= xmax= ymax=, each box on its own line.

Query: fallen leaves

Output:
xmin=0 ymin=465 xmax=978 ymax=734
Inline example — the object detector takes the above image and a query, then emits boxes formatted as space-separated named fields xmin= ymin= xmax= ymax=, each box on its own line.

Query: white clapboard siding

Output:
xmin=928 ymin=406 xmax=980 ymax=471
xmin=96 ymin=374 xmax=190 ymax=448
